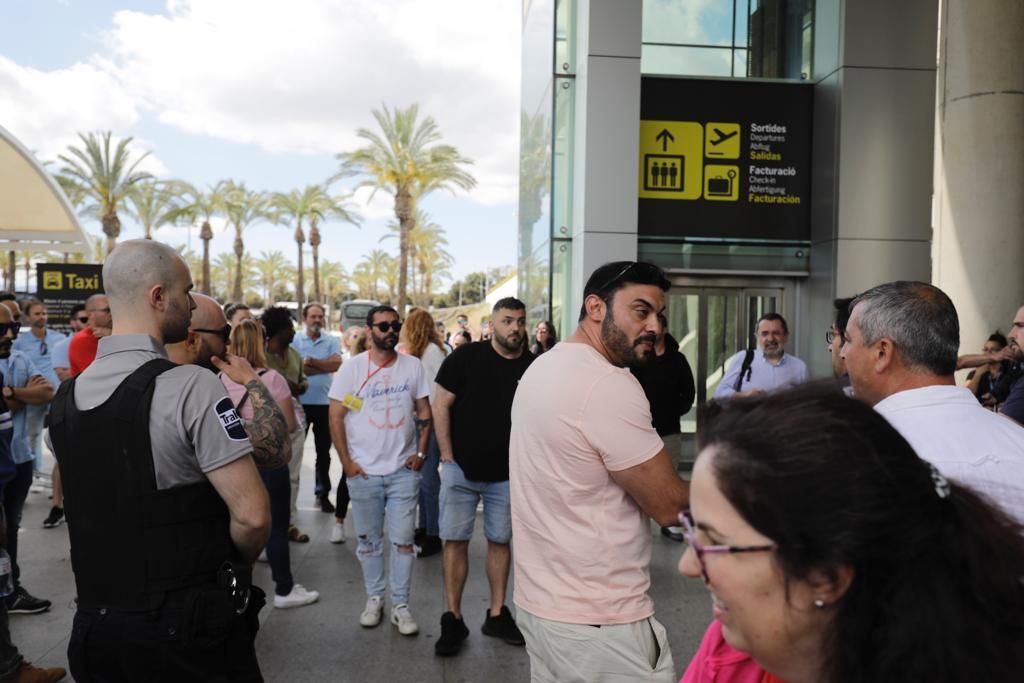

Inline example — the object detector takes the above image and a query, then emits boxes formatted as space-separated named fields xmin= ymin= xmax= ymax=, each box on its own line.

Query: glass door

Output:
xmin=663 ymin=282 xmax=788 ymax=465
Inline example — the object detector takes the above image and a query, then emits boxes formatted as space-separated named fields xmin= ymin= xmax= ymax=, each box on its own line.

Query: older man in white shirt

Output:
xmin=842 ymin=281 xmax=1024 ymax=523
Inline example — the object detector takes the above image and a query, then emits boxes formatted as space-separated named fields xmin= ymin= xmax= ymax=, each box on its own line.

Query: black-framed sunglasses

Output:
xmin=592 ymin=261 xmax=665 ymax=296
xmin=0 ymin=322 xmax=20 ymax=337
xmin=372 ymin=321 xmax=402 ymax=334
xmin=75 ymin=316 xmax=89 ymax=324
xmin=194 ymin=325 xmax=232 ymax=343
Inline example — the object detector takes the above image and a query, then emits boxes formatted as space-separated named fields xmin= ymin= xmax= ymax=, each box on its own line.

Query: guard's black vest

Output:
xmin=49 ymin=358 xmax=232 ymax=611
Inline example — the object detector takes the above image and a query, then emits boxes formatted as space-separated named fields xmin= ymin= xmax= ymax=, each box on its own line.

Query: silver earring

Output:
xmin=814 ymin=599 xmax=825 ymax=608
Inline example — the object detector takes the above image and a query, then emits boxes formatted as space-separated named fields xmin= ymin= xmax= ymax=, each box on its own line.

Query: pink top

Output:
xmin=509 ymin=342 xmax=665 ymax=624
xmin=681 ymin=620 xmax=778 ymax=683
xmin=220 ymin=368 xmax=291 ymax=421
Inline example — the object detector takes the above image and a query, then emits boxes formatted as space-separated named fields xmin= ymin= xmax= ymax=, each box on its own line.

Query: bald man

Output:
xmin=48 ymin=240 xmax=270 ymax=682
xmin=167 ymin=293 xmax=290 ymax=470
xmin=68 ymin=293 xmax=112 ymax=376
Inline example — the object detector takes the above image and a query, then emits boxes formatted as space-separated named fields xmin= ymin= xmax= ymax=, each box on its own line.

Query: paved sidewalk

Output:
xmin=15 ymin=444 xmax=711 ymax=682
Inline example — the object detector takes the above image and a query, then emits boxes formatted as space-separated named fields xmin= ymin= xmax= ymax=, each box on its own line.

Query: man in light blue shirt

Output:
xmin=0 ymin=303 xmax=55 ymax=614
xmin=713 ymin=312 xmax=809 ymax=400
xmin=12 ymin=300 xmax=66 ymax=474
xmin=291 ymin=303 xmax=344 ymax=518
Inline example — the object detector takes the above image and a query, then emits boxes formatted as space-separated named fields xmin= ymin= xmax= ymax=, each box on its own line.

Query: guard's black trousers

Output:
xmin=68 ymin=587 xmax=265 ymax=683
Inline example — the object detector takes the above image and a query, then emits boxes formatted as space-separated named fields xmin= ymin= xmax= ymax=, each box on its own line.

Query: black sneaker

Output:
xmin=6 ymin=586 xmax=51 ymax=614
xmin=417 ymin=535 xmax=442 ymax=558
xmin=481 ymin=605 xmax=525 ymax=646
xmin=317 ymin=496 xmax=335 ymax=514
xmin=434 ymin=611 xmax=469 ymax=657
xmin=42 ymin=506 xmax=64 ymax=529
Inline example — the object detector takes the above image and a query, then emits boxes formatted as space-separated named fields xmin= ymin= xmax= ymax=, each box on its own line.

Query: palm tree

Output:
xmin=221 ymin=181 xmax=268 ymax=302
xmin=336 ymin=103 xmax=476 ymax=312
xmin=124 ymin=180 xmax=183 ymax=240
xmin=351 ymin=263 xmax=377 ymax=301
xmin=175 ymin=245 xmax=203 ymax=283
xmin=382 ymin=210 xmax=452 ymax=305
xmin=254 ymin=250 xmax=294 ymax=305
xmin=319 ymin=259 xmax=348 ymax=326
xmin=211 ymin=251 xmax=259 ymax=303
xmin=57 ymin=131 xmax=152 ymax=254
xmin=169 ymin=182 xmax=227 ymax=294
xmin=380 ymin=254 xmax=399 ymax=305
xmin=308 ymin=189 xmax=360 ymax=304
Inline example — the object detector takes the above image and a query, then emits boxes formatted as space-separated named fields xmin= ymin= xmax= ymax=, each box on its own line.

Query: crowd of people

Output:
xmin=1 ymin=244 xmax=1022 ymax=682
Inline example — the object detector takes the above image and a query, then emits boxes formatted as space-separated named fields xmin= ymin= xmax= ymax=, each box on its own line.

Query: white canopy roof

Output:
xmin=0 ymin=124 xmax=92 ymax=254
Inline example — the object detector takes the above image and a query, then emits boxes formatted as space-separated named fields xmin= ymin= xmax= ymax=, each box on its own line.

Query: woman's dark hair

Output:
xmin=988 ymin=331 xmax=1008 ymax=348
xmin=453 ymin=330 xmax=471 ymax=344
xmin=700 ymin=383 xmax=1024 ymax=683
xmin=261 ymin=306 xmax=295 ymax=340
xmin=531 ymin=320 xmax=558 ymax=355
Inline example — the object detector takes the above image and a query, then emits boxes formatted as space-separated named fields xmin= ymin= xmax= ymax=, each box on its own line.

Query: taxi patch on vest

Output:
xmin=215 ymin=397 xmax=247 ymax=441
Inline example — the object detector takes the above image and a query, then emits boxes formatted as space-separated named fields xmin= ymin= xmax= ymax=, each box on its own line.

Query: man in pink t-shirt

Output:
xmin=510 ymin=261 xmax=690 ymax=682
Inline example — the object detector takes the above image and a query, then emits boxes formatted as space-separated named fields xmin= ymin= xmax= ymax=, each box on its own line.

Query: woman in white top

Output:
xmin=398 ymin=309 xmax=448 ymax=557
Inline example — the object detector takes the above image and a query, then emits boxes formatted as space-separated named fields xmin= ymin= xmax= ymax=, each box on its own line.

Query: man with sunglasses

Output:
xmin=510 ymin=261 xmax=689 ymax=682
xmin=0 ymin=303 xmax=55 ymax=617
xmin=50 ymin=304 xmax=88 ymax=384
xmin=68 ymin=293 xmax=112 ymax=376
xmin=328 ymin=305 xmax=432 ymax=636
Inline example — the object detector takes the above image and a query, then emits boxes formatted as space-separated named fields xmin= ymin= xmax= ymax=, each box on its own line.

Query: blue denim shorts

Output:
xmin=439 ymin=461 xmax=512 ymax=543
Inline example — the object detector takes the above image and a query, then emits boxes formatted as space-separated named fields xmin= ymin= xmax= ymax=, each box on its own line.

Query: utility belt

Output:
xmin=75 ymin=563 xmax=265 ymax=648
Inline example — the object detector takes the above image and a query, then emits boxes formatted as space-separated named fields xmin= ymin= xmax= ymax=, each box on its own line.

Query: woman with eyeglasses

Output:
xmin=219 ymin=319 xmax=320 ymax=610
xmin=679 ymin=384 xmax=1024 ymax=683
xmin=529 ymin=320 xmax=557 ymax=356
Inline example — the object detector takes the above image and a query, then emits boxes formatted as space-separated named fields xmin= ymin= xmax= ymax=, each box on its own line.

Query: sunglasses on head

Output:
xmin=372 ymin=321 xmax=402 ymax=333
xmin=193 ymin=324 xmax=232 ymax=343
xmin=0 ymin=322 xmax=21 ymax=337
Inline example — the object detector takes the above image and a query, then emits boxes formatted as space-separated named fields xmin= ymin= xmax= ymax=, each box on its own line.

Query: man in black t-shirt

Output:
xmin=432 ymin=297 xmax=534 ymax=657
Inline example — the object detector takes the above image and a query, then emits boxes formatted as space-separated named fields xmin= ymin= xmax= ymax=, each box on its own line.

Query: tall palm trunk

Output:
xmin=23 ymin=255 xmax=30 ymax=292
xmin=394 ymin=188 xmax=415 ymax=313
xmin=310 ymin=221 xmax=322 ymax=304
xmin=232 ymin=233 xmax=245 ymax=302
xmin=294 ymin=224 xmax=305 ymax=305
xmin=5 ymin=252 xmax=14 ymax=292
xmin=102 ymin=211 xmax=121 ymax=255
xmin=200 ymin=220 xmax=213 ymax=294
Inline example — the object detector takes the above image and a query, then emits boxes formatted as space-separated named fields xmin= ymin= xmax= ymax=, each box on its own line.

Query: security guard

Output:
xmin=49 ymin=240 xmax=271 ymax=682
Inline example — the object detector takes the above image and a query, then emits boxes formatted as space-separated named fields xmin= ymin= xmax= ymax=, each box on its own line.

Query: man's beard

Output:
xmin=0 ymin=342 xmax=10 ymax=360
xmin=372 ymin=332 xmax=398 ymax=351
xmin=600 ymin=313 xmax=656 ymax=368
xmin=494 ymin=329 xmax=523 ymax=354
xmin=308 ymin=322 xmax=322 ymax=335
xmin=763 ymin=345 xmax=784 ymax=360
xmin=162 ymin=301 xmax=191 ymax=345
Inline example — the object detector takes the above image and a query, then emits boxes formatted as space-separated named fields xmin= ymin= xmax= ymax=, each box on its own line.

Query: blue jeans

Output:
xmin=347 ymin=467 xmax=420 ymax=605
xmin=417 ymin=433 xmax=441 ymax=536
xmin=439 ymin=462 xmax=512 ymax=543
xmin=259 ymin=466 xmax=293 ymax=597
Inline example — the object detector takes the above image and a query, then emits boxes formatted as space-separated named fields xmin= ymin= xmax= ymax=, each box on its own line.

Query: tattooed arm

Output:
xmin=243 ymin=379 xmax=291 ymax=469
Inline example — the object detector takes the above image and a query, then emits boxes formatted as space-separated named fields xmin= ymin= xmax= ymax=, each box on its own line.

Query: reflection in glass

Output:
xmin=552 ymin=78 xmax=575 ymax=241
xmin=641 ymin=45 xmax=733 ymax=77
xmin=642 ymin=0 xmax=734 ymax=46
xmin=551 ymin=239 xmax=572 ymax=339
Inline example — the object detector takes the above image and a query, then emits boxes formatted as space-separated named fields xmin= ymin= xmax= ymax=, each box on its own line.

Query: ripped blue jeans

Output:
xmin=347 ymin=466 xmax=420 ymax=605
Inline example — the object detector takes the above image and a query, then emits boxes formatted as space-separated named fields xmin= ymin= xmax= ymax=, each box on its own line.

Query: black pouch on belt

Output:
xmin=180 ymin=584 xmax=235 ymax=650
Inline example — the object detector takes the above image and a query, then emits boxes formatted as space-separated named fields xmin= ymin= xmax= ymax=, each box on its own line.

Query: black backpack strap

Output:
xmin=733 ymin=348 xmax=756 ymax=392
xmin=225 ymin=368 xmax=267 ymax=414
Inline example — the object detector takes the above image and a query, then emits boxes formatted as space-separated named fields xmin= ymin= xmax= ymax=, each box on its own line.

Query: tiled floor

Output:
xmin=15 ymin=445 xmax=711 ymax=682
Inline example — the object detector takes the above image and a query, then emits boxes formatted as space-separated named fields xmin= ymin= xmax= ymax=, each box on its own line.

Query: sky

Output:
xmin=0 ymin=0 xmax=522 ymax=287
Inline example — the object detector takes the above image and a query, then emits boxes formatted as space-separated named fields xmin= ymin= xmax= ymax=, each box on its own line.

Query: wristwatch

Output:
xmin=415 ymin=451 xmax=426 ymax=460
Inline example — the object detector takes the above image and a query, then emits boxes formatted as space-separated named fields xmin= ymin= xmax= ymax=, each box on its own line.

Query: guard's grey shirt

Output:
xmin=72 ymin=334 xmax=252 ymax=490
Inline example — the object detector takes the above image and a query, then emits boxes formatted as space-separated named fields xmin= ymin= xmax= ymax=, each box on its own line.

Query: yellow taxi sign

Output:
xmin=638 ymin=120 xmax=703 ymax=200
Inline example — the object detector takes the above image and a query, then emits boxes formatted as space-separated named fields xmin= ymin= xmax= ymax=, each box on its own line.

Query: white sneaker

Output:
xmin=390 ymin=603 xmax=419 ymax=635
xmin=330 ymin=522 xmax=346 ymax=544
xmin=274 ymin=584 xmax=320 ymax=609
xmin=360 ymin=595 xmax=384 ymax=627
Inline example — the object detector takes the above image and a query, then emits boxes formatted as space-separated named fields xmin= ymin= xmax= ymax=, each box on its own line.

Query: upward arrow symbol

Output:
xmin=656 ymin=128 xmax=675 ymax=151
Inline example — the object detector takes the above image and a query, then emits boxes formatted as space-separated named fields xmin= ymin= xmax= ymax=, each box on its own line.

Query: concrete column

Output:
xmin=569 ymin=0 xmax=642 ymax=315
xmin=933 ymin=0 xmax=1024 ymax=350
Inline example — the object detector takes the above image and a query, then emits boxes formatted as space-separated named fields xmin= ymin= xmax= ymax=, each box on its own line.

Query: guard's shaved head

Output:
xmin=190 ymin=293 xmax=227 ymax=331
xmin=103 ymin=240 xmax=187 ymax=306
xmin=103 ymin=239 xmax=195 ymax=344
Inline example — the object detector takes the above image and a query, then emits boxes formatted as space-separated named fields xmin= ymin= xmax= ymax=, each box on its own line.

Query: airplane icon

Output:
xmin=709 ymin=128 xmax=738 ymax=146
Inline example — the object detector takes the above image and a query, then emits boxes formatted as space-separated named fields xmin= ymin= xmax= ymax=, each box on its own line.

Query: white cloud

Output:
xmin=96 ymin=0 xmax=522 ymax=204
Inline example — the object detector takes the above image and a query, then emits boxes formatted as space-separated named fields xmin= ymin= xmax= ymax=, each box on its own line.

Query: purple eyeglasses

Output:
xmin=678 ymin=512 xmax=776 ymax=582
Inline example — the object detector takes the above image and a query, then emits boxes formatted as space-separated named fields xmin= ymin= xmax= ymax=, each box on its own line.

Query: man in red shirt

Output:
xmin=69 ymin=294 xmax=112 ymax=376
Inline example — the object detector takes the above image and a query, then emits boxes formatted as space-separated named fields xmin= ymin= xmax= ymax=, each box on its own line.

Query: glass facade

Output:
xmin=641 ymin=0 xmax=814 ymax=80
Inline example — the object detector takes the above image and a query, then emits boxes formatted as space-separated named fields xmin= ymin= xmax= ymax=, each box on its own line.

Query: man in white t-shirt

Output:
xmin=510 ymin=261 xmax=690 ymax=682
xmin=328 ymin=305 xmax=432 ymax=636
xmin=842 ymin=281 xmax=1024 ymax=523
